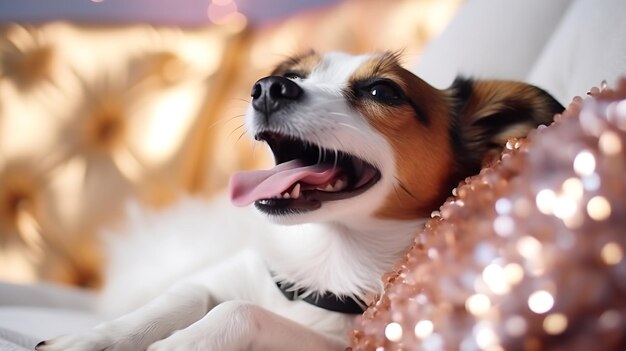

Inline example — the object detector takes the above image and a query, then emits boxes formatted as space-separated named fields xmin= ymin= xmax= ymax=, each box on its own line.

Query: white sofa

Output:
xmin=414 ymin=0 xmax=626 ymax=105
xmin=1 ymin=0 xmax=625 ymax=349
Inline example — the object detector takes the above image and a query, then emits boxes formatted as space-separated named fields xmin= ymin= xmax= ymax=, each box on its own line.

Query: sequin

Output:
xmin=599 ymin=131 xmax=622 ymax=155
xmin=473 ymin=322 xmax=500 ymax=350
xmin=384 ymin=322 xmax=403 ymax=342
xmin=414 ymin=320 xmax=434 ymax=339
xmin=543 ymin=313 xmax=568 ymax=334
xmin=598 ymin=310 xmax=621 ymax=330
xmin=482 ymin=263 xmax=510 ymax=295
xmin=504 ymin=315 xmax=527 ymax=337
xmin=535 ymin=189 xmax=556 ymax=215
xmin=587 ymin=196 xmax=612 ymax=221
xmin=503 ymin=263 xmax=524 ymax=285
xmin=494 ymin=198 xmax=512 ymax=215
xmin=466 ymin=294 xmax=491 ymax=316
xmin=528 ymin=290 xmax=554 ymax=314
xmin=516 ymin=236 xmax=542 ymax=260
xmin=601 ymin=242 xmax=623 ymax=265
xmin=573 ymin=150 xmax=596 ymax=176
xmin=493 ymin=216 xmax=515 ymax=237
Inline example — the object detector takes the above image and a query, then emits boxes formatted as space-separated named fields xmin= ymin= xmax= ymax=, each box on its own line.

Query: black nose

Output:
xmin=251 ymin=76 xmax=303 ymax=116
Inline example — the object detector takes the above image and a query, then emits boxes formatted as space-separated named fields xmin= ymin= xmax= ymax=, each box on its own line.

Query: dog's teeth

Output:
xmin=291 ymin=183 xmax=301 ymax=199
xmin=334 ymin=179 xmax=345 ymax=191
xmin=324 ymin=184 xmax=334 ymax=192
xmin=283 ymin=192 xmax=291 ymax=199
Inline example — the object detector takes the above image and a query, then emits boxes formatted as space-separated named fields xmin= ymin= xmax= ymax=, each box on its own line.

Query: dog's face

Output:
xmin=230 ymin=51 xmax=563 ymax=225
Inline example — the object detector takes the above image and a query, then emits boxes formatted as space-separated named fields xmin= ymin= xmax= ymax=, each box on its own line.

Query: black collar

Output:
xmin=275 ymin=280 xmax=366 ymax=314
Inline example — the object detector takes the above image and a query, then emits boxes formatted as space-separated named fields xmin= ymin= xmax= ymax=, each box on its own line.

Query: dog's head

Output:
xmin=230 ymin=51 xmax=563 ymax=225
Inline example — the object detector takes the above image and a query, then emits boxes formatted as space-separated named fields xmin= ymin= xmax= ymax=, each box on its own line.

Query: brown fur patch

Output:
xmin=348 ymin=53 xmax=456 ymax=220
xmin=457 ymin=80 xmax=562 ymax=167
xmin=271 ymin=50 xmax=322 ymax=78
xmin=461 ymin=81 xmax=556 ymax=140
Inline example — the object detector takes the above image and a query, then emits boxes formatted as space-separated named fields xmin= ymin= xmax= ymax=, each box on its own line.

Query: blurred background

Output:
xmin=0 ymin=0 xmax=462 ymax=288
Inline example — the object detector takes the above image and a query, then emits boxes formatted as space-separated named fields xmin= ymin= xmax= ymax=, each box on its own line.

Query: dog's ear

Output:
xmin=449 ymin=77 xmax=564 ymax=169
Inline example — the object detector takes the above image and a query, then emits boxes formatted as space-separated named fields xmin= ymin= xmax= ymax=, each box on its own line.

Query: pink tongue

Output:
xmin=229 ymin=160 xmax=339 ymax=207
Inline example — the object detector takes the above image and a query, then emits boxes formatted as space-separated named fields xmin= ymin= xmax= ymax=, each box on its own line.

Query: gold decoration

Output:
xmin=58 ymin=67 xmax=151 ymax=183
xmin=0 ymin=158 xmax=50 ymax=283
xmin=129 ymin=51 xmax=190 ymax=88
xmin=0 ymin=1 xmax=462 ymax=286
xmin=0 ymin=24 xmax=57 ymax=89
xmin=147 ymin=52 xmax=187 ymax=86
xmin=0 ymin=164 xmax=42 ymax=246
xmin=82 ymin=101 xmax=127 ymax=153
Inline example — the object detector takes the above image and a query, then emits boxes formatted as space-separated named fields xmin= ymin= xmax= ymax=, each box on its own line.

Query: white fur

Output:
xmin=39 ymin=52 xmax=426 ymax=351
xmin=247 ymin=52 xmax=399 ymax=224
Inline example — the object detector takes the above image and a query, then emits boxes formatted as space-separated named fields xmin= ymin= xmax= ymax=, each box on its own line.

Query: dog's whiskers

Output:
xmin=236 ymin=129 xmax=248 ymax=143
xmin=336 ymin=122 xmax=363 ymax=133
xmin=392 ymin=184 xmax=404 ymax=203
xmin=394 ymin=177 xmax=419 ymax=201
xmin=251 ymin=142 xmax=257 ymax=159
xmin=232 ymin=97 xmax=251 ymax=104
xmin=207 ymin=114 xmax=245 ymax=131
xmin=229 ymin=123 xmax=246 ymax=137
xmin=317 ymin=144 xmax=323 ymax=165
xmin=328 ymin=133 xmax=347 ymax=152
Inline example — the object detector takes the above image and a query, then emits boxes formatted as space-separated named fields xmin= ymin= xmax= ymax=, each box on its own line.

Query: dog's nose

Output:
xmin=251 ymin=76 xmax=303 ymax=116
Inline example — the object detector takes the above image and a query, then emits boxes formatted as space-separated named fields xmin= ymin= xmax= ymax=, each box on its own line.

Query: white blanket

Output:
xmin=0 ymin=328 xmax=38 ymax=351
xmin=0 ymin=282 xmax=101 ymax=351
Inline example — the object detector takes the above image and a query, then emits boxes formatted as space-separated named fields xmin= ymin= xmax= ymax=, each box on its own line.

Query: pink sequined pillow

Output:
xmin=352 ymin=79 xmax=626 ymax=351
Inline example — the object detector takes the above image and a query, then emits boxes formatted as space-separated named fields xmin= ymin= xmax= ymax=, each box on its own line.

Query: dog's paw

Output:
xmin=34 ymin=330 xmax=115 ymax=351
xmin=34 ymin=328 xmax=146 ymax=351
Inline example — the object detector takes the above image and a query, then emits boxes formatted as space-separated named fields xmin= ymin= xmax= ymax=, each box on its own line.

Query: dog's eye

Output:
xmin=283 ymin=72 xmax=303 ymax=80
xmin=367 ymin=82 xmax=402 ymax=101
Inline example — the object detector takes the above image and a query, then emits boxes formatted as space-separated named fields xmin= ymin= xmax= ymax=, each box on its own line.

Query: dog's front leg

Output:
xmin=36 ymin=284 xmax=214 ymax=351
xmin=147 ymin=300 xmax=346 ymax=351
xmin=36 ymin=250 xmax=270 ymax=351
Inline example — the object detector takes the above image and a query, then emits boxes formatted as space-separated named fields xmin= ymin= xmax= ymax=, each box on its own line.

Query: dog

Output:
xmin=36 ymin=51 xmax=563 ymax=351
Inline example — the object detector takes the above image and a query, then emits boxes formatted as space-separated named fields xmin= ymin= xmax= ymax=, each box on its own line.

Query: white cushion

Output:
xmin=527 ymin=0 xmax=626 ymax=104
xmin=0 ymin=282 xmax=100 ymax=340
xmin=413 ymin=0 xmax=572 ymax=89
xmin=0 ymin=307 xmax=100 ymax=342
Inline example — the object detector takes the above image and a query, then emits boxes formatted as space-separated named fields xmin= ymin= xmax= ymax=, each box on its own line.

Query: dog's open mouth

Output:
xmin=230 ymin=131 xmax=381 ymax=214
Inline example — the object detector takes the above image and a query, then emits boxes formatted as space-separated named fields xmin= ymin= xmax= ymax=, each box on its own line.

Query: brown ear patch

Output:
xmin=271 ymin=50 xmax=321 ymax=79
xmin=451 ymin=78 xmax=564 ymax=172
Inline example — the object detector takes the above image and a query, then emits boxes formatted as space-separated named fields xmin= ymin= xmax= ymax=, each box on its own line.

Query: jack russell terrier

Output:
xmin=37 ymin=51 xmax=563 ymax=351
